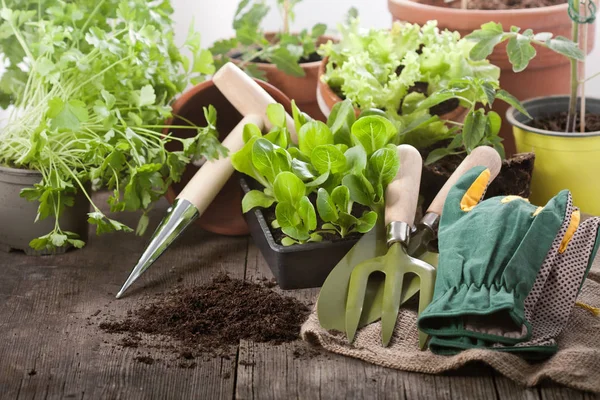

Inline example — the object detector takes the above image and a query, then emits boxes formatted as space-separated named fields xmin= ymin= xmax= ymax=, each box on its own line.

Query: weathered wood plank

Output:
xmin=0 ymin=195 xmax=243 ymax=400
xmin=492 ymin=372 xmax=541 ymax=400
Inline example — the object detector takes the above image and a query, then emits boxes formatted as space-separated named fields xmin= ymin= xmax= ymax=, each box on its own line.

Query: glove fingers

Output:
xmin=442 ymin=166 xmax=491 ymax=224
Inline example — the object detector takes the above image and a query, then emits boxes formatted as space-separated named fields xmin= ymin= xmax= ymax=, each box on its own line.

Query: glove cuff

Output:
xmin=418 ymin=283 xmax=531 ymax=345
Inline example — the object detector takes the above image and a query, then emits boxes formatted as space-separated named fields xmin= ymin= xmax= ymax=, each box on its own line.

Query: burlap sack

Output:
xmin=302 ymin=258 xmax=600 ymax=392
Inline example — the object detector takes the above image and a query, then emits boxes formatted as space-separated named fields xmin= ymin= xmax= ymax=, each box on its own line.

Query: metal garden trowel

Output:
xmin=116 ymin=63 xmax=297 ymax=299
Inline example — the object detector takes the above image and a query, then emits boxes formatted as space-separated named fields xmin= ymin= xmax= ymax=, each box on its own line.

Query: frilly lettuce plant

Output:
xmin=319 ymin=18 xmax=531 ymax=164
xmin=233 ymin=100 xmax=399 ymax=246
xmin=0 ymin=0 xmax=225 ymax=252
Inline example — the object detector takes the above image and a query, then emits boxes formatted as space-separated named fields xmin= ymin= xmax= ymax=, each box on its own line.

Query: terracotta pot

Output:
xmin=231 ymin=33 xmax=334 ymax=122
xmin=387 ymin=0 xmax=597 ymax=156
xmin=316 ymin=57 xmax=468 ymax=122
xmin=164 ymin=79 xmax=293 ymax=236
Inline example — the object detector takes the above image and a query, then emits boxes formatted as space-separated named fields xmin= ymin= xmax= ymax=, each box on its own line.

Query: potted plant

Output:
xmin=0 ymin=0 xmax=225 ymax=254
xmin=317 ymin=18 xmax=536 ymax=201
xmin=468 ymin=1 xmax=600 ymax=214
xmin=209 ymin=0 xmax=331 ymax=120
xmin=386 ymin=0 xmax=597 ymax=155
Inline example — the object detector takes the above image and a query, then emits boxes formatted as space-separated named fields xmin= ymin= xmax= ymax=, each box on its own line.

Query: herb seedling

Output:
xmin=0 ymin=0 xmax=225 ymax=252
xmin=210 ymin=0 xmax=327 ymax=79
xmin=466 ymin=0 xmax=596 ymax=132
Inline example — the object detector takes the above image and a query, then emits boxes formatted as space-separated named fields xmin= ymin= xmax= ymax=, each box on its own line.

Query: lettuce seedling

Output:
xmin=235 ymin=100 xmax=400 ymax=245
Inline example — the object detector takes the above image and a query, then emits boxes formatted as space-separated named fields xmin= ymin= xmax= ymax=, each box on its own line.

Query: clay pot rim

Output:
xmin=317 ymin=56 xmax=466 ymax=120
xmin=228 ymin=32 xmax=336 ymax=71
xmin=0 ymin=165 xmax=42 ymax=177
xmin=388 ymin=0 xmax=570 ymax=17
xmin=506 ymin=95 xmax=600 ymax=137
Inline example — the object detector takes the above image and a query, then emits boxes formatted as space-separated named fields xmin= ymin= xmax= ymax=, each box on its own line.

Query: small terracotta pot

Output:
xmin=387 ymin=0 xmax=597 ymax=156
xmin=316 ymin=57 xmax=468 ymax=122
xmin=231 ymin=33 xmax=334 ymax=122
xmin=164 ymin=79 xmax=293 ymax=236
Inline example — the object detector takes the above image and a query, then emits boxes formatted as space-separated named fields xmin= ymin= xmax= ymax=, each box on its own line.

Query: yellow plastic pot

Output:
xmin=507 ymin=96 xmax=600 ymax=215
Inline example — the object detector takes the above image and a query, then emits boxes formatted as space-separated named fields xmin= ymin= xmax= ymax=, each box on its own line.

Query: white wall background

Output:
xmin=172 ymin=0 xmax=600 ymax=96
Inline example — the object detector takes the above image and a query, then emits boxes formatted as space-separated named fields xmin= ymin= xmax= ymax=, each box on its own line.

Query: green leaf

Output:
xmin=327 ymin=99 xmax=355 ymax=146
xmin=298 ymin=196 xmax=317 ymax=231
xmin=291 ymin=158 xmax=317 ymax=180
xmin=487 ymin=111 xmax=502 ymax=137
xmin=351 ymin=116 xmax=396 ymax=156
xmin=193 ymin=49 xmax=215 ymax=75
xmin=210 ymin=38 xmax=238 ymax=55
xmin=243 ymin=123 xmax=262 ymax=142
xmin=367 ymin=147 xmax=400 ymax=187
xmin=466 ymin=22 xmax=505 ymax=61
xmin=342 ymin=174 xmax=374 ymax=206
xmin=356 ymin=211 xmax=378 ymax=233
xmin=47 ymin=98 xmax=89 ymax=131
xmin=269 ymin=46 xmax=305 ymax=77
xmin=506 ymin=35 xmax=536 ymax=72
xmin=425 ymin=147 xmax=452 ymax=165
xmin=291 ymin=100 xmax=312 ymax=133
xmin=317 ymin=188 xmax=339 ymax=222
xmin=495 ymin=90 xmax=532 ymax=118
xmin=298 ymin=121 xmax=334 ymax=156
xmin=331 ymin=185 xmax=350 ymax=213
xmin=242 ymin=190 xmax=275 ymax=212
xmin=273 ymin=171 xmax=305 ymax=205
xmin=137 ymin=85 xmax=156 ymax=107
xmin=546 ymin=36 xmax=585 ymax=61
xmin=305 ymin=171 xmax=330 ymax=188
xmin=344 ymin=145 xmax=367 ymax=175
xmin=252 ymin=138 xmax=290 ymax=183
xmin=275 ymin=201 xmax=301 ymax=228
xmin=414 ymin=90 xmax=457 ymax=113
xmin=281 ymin=237 xmax=298 ymax=246
xmin=310 ymin=144 xmax=347 ymax=174
xmin=136 ymin=214 xmax=150 ymax=236
xmin=266 ymin=103 xmax=286 ymax=128
xmin=462 ymin=109 xmax=488 ymax=152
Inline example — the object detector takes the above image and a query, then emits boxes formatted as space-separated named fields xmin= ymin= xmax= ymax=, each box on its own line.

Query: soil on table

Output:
xmin=529 ymin=112 xmax=600 ymax=133
xmin=99 ymin=274 xmax=310 ymax=363
xmin=420 ymin=0 xmax=565 ymax=10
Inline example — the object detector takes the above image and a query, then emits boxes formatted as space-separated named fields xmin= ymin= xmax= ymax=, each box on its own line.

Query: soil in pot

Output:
xmin=420 ymin=0 xmax=565 ymax=9
xmin=99 ymin=274 xmax=310 ymax=361
xmin=420 ymin=150 xmax=535 ymax=207
xmin=530 ymin=112 xmax=600 ymax=133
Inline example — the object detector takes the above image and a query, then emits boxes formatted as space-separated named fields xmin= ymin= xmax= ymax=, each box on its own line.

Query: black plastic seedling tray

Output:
xmin=240 ymin=177 xmax=359 ymax=290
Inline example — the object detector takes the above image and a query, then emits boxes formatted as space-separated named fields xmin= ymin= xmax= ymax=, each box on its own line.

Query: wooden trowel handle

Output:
xmin=385 ymin=145 xmax=423 ymax=226
xmin=177 ymin=114 xmax=264 ymax=214
xmin=212 ymin=62 xmax=297 ymax=143
xmin=426 ymin=146 xmax=502 ymax=216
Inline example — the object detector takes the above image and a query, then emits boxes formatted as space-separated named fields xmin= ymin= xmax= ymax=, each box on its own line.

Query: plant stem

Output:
xmin=567 ymin=0 xmax=581 ymax=133
xmin=580 ymin=4 xmax=589 ymax=133
xmin=283 ymin=0 xmax=290 ymax=35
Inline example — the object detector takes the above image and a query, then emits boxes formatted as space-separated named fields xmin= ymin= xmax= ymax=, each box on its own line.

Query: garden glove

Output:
xmin=417 ymin=166 xmax=569 ymax=346
xmin=427 ymin=198 xmax=600 ymax=359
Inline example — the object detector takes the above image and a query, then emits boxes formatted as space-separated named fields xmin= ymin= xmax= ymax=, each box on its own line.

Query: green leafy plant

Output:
xmin=210 ymin=0 xmax=327 ymax=79
xmin=318 ymin=18 xmax=529 ymax=163
xmin=0 ymin=0 xmax=225 ymax=252
xmin=466 ymin=2 xmax=596 ymax=133
xmin=233 ymin=100 xmax=399 ymax=245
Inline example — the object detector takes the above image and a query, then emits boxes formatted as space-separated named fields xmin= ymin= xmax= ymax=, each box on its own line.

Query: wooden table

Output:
xmin=1 ymin=195 xmax=598 ymax=400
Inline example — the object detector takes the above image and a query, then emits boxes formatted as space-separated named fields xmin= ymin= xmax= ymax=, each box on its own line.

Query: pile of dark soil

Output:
xmin=100 ymin=275 xmax=310 ymax=359
xmin=530 ymin=112 xmax=600 ymax=133
xmin=422 ymin=0 xmax=565 ymax=10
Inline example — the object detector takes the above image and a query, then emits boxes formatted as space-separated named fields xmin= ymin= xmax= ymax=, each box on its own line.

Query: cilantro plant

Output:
xmin=0 ymin=0 xmax=225 ymax=252
xmin=210 ymin=0 xmax=327 ymax=79
xmin=466 ymin=3 xmax=594 ymax=133
xmin=233 ymin=100 xmax=398 ymax=246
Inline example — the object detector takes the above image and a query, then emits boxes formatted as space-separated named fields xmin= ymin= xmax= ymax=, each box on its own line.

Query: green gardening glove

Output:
xmin=417 ymin=166 xmax=569 ymax=346
xmin=427 ymin=199 xmax=600 ymax=359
